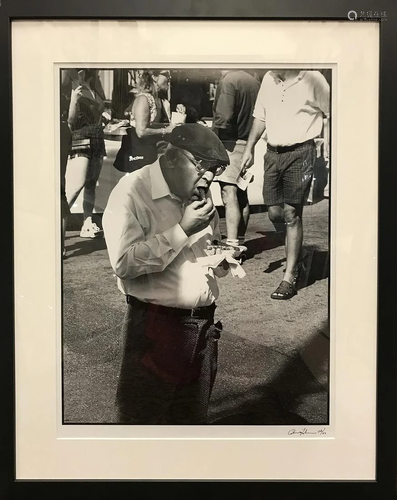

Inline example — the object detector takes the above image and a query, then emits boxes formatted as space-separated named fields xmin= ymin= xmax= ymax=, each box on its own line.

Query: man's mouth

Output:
xmin=195 ymin=185 xmax=208 ymax=200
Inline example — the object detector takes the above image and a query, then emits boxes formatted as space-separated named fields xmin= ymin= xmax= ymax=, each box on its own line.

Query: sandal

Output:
xmin=271 ymin=280 xmax=297 ymax=300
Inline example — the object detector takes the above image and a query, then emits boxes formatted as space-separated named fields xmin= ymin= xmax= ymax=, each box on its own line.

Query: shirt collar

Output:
xmin=150 ymin=158 xmax=182 ymax=202
xmin=269 ymin=70 xmax=306 ymax=84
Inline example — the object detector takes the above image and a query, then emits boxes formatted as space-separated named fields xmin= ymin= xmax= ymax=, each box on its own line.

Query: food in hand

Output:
xmin=197 ymin=187 xmax=207 ymax=201
xmin=204 ymin=240 xmax=246 ymax=259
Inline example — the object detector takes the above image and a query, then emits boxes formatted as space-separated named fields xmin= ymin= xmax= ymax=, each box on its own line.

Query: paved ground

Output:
xmin=62 ymin=199 xmax=330 ymax=425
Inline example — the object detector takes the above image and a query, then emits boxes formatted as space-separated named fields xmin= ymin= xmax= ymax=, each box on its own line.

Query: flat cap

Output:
xmin=168 ymin=124 xmax=229 ymax=165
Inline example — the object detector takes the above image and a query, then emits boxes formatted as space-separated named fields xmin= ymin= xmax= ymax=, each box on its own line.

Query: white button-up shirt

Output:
xmin=103 ymin=159 xmax=222 ymax=309
xmin=253 ymin=70 xmax=330 ymax=146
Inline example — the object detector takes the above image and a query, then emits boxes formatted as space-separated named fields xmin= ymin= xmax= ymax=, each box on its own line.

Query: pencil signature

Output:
xmin=288 ymin=428 xmax=327 ymax=436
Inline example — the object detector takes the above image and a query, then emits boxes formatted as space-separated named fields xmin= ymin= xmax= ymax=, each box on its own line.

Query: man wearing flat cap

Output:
xmin=103 ymin=124 xmax=230 ymax=425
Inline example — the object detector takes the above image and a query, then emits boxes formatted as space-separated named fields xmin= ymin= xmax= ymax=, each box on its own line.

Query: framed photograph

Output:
xmin=2 ymin=0 xmax=397 ymax=498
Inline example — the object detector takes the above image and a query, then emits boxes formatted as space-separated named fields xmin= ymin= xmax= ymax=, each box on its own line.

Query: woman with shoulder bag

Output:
xmin=114 ymin=69 xmax=186 ymax=172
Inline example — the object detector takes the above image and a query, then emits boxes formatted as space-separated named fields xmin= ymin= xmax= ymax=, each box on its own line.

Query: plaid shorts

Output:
xmin=263 ymin=141 xmax=316 ymax=206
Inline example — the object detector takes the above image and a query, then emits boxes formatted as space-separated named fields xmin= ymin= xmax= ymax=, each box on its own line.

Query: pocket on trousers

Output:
xmin=141 ymin=315 xmax=204 ymax=385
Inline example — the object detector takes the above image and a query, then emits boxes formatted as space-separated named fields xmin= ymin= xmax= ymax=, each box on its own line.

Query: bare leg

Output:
xmin=220 ymin=183 xmax=241 ymax=242
xmin=283 ymin=203 xmax=304 ymax=284
xmin=267 ymin=205 xmax=285 ymax=243
xmin=65 ymin=155 xmax=90 ymax=208
xmin=83 ymin=156 xmax=103 ymax=221
xmin=237 ymin=187 xmax=250 ymax=242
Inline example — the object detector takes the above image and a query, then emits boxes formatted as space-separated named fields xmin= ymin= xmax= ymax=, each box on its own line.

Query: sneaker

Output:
xmin=80 ymin=218 xmax=103 ymax=238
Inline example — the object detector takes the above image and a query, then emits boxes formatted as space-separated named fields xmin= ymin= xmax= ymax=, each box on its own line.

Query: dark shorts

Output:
xmin=70 ymin=125 xmax=106 ymax=160
xmin=116 ymin=301 xmax=221 ymax=425
xmin=263 ymin=141 xmax=316 ymax=206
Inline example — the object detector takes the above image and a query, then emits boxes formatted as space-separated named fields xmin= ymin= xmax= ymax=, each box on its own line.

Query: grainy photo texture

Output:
xmin=61 ymin=67 xmax=331 ymax=425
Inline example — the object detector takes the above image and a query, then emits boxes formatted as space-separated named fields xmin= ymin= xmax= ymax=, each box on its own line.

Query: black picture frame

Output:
xmin=1 ymin=1 xmax=396 ymax=498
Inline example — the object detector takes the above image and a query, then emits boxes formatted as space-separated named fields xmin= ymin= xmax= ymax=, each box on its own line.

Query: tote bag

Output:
xmin=113 ymin=127 xmax=159 ymax=173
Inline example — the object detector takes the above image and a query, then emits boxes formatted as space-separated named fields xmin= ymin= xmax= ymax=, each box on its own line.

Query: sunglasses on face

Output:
xmin=180 ymin=150 xmax=226 ymax=177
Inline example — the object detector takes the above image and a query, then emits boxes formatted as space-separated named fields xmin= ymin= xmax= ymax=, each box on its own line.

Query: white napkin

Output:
xmin=197 ymin=254 xmax=246 ymax=278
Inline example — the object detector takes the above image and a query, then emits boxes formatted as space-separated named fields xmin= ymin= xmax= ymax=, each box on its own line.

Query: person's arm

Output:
xmin=67 ymin=86 xmax=104 ymax=128
xmin=133 ymin=95 xmax=174 ymax=139
xmin=313 ymin=73 xmax=330 ymax=117
xmin=67 ymin=86 xmax=82 ymax=129
xmin=240 ymin=76 xmax=268 ymax=173
xmin=240 ymin=117 xmax=266 ymax=174
xmin=313 ymin=72 xmax=330 ymax=159
xmin=103 ymin=184 xmax=217 ymax=280
xmin=103 ymin=187 xmax=188 ymax=280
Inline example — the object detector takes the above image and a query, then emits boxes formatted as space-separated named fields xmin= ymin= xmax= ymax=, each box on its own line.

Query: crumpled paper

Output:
xmin=197 ymin=254 xmax=246 ymax=278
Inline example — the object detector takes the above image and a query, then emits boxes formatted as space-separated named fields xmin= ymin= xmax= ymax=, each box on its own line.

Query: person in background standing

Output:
xmin=66 ymin=68 xmax=107 ymax=238
xmin=60 ymin=69 xmax=73 ymax=256
xmin=241 ymin=69 xmax=330 ymax=299
xmin=114 ymin=69 xmax=185 ymax=173
xmin=212 ymin=70 xmax=260 ymax=247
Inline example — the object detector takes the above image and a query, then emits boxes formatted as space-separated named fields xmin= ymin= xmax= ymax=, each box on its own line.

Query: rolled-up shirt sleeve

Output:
xmin=103 ymin=189 xmax=188 ymax=280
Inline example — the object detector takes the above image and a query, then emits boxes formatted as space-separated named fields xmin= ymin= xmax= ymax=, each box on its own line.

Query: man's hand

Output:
xmin=180 ymin=198 xmax=216 ymax=237
xmin=176 ymin=104 xmax=186 ymax=114
xmin=240 ymin=148 xmax=254 ymax=176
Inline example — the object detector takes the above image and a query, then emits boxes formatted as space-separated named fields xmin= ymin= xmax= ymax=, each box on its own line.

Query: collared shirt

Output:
xmin=253 ymin=70 xmax=330 ymax=146
xmin=103 ymin=159 xmax=222 ymax=309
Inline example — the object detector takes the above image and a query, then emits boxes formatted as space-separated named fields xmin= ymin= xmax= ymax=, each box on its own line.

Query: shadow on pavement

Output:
xmin=263 ymin=257 xmax=286 ymax=274
xmin=297 ymin=247 xmax=329 ymax=291
xmin=244 ymin=231 xmax=285 ymax=261
xmin=65 ymin=237 xmax=107 ymax=258
xmin=306 ymin=249 xmax=329 ymax=287
xmin=208 ymin=323 xmax=329 ymax=425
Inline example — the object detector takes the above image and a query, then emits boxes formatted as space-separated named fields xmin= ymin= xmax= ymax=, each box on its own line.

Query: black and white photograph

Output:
xmin=9 ymin=11 xmax=388 ymax=487
xmin=61 ymin=66 xmax=331 ymax=426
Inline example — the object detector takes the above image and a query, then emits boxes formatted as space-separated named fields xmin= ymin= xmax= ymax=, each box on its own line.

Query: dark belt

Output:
xmin=267 ymin=139 xmax=314 ymax=154
xmin=126 ymin=295 xmax=216 ymax=319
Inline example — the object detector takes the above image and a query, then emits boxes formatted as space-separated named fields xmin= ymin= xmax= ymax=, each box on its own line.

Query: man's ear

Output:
xmin=157 ymin=141 xmax=168 ymax=155
xmin=164 ymin=146 xmax=178 ymax=167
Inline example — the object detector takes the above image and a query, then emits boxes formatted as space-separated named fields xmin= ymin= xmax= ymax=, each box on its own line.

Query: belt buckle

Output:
xmin=190 ymin=307 xmax=199 ymax=318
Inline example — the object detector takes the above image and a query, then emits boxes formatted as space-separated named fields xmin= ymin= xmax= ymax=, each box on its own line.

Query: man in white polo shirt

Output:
xmin=241 ymin=69 xmax=330 ymax=299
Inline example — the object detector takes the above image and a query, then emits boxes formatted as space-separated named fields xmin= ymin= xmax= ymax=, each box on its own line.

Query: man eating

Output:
xmin=103 ymin=124 xmax=231 ymax=424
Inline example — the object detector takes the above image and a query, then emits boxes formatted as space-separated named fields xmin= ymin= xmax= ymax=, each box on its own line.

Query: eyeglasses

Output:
xmin=180 ymin=150 xmax=226 ymax=177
